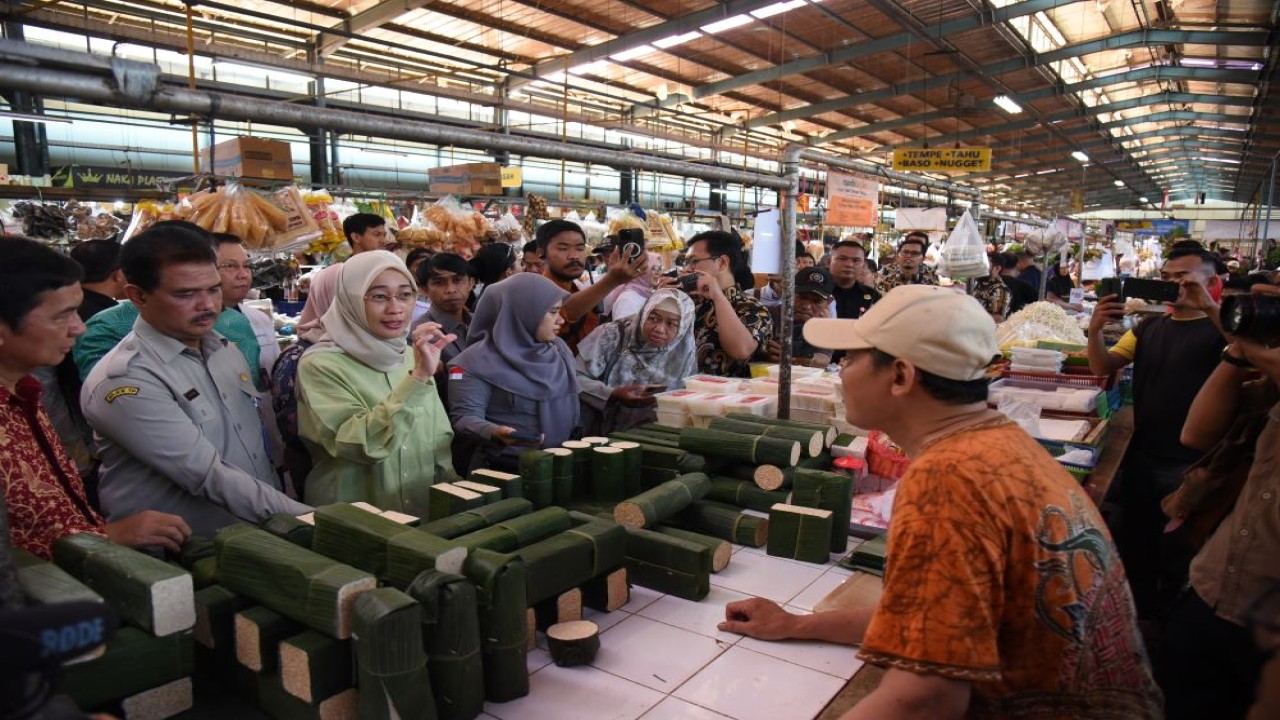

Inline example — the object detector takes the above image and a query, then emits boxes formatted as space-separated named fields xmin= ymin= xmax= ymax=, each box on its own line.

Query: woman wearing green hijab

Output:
xmin=297 ymin=251 xmax=458 ymax=515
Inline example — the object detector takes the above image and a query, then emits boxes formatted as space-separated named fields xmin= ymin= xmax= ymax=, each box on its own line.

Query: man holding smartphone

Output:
xmin=680 ymin=231 xmax=773 ymax=377
xmin=1087 ymin=245 xmax=1225 ymax=621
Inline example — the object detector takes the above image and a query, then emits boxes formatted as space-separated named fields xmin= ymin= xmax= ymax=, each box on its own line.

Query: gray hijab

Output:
xmin=450 ymin=273 xmax=580 ymax=445
xmin=578 ymin=288 xmax=697 ymax=389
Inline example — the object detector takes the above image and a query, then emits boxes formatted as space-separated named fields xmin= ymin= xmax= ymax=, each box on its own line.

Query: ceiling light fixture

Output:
xmin=1071 ymin=151 xmax=1090 ymax=163
xmin=702 ymin=14 xmax=754 ymax=34
xmin=1139 ymin=196 xmax=1150 ymax=203
xmin=653 ymin=32 xmax=701 ymax=49
xmin=992 ymin=95 xmax=1022 ymax=114
xmin=610 ymin=45 xmax=654 ymax=62
xmin=0 ymin=110 xmax=74 ymax=125
xmin=751 ymin=0 xmax=808 ymax=19
xmin=568 ymin=60 xmax=608 ymax=75
xmin=1114 ymin=180 xmax=1125 ymax=187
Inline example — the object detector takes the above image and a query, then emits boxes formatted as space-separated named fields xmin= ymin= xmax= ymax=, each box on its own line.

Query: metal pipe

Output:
xmin=0 ymin=59 xmax=792 ymax=190
xmin=1265 ymin=154 xmax=1277 ymax=242
xmin=184 ymin=2 xmax=199 ymax=174
xmin=778 ymin=144 xmax=806 ymax=419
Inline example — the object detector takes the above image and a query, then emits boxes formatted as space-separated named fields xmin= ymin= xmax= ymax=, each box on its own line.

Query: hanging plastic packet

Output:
xmin=938 ymin=209 xmax=989 ymax=279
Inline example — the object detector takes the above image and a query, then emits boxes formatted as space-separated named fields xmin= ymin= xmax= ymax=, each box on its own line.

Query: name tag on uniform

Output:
xmin=183 ymin=388 xmax=200 ymax=401
xmin=104 ymin=386 xmax=139 ymax=403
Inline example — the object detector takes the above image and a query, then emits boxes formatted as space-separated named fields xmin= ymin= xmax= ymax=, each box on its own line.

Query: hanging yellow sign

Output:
xmin=892 ymin=148 xmax=991 ymax=173
xmin=500 ymin=167 xmax=523 ymax=187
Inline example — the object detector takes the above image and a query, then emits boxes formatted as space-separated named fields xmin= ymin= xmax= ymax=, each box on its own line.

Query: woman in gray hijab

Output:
xmin=447 ymin=273 xmax=580 ymax=472
xmin=576 ymin=288 xmax=697 ymax=435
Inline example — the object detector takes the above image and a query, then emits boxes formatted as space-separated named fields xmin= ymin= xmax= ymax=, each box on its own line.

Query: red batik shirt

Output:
xmin=2 ymin=376 xmax=104 ymax=559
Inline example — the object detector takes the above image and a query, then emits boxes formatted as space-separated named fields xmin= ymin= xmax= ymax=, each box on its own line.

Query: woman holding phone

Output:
xmin=576 ymin=288 xmax=697 ymax=435
xmin=447 ymin=273 xmax=580 ymax=472
xmin=297 ymin=251 xmax=459 ymax=515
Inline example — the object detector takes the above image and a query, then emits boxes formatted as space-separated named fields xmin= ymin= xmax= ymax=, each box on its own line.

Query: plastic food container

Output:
xmin=654 ymin=409 xmax=689 ymax=428
xmin=765 ymin=364 xmax=824 ymax=380
xmin=745 ymin=377 xmax=781 ymax=395
xmin=684 ymin=375 xmax=745 ymax=394
xmin=791 ymin=389 xmax=837 ymax=413
xmin=687 ymin=393 xmax=740 ymax=416
xmin=654 ymin=389 xmax=707 ymax=412
xmin=723 ymin=394 xmax=777 ymax=417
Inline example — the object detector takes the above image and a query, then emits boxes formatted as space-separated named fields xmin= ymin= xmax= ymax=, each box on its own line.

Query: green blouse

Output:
xmin=297 ymin=350 xmax=456 ymax=516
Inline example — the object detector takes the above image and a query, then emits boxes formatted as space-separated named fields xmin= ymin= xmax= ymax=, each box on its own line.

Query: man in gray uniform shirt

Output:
xmin=83 ymin=223 xmax=310 ymax=536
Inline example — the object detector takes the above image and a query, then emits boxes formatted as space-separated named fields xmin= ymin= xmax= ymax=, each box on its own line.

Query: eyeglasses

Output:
xmin=364 ymin=291 xmax=416 ymax=305
xmin=216 ymin=262 xmax=253 ymax=272
xmin=898 ymin=249 xmax=924 ymax=257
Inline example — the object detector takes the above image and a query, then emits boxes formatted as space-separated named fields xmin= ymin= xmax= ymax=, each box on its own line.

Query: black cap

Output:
xmin=795 ymin=266 xmax=834 ymax=298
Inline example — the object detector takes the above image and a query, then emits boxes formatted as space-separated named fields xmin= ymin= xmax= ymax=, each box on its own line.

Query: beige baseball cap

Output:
xmin=803 ymin=285 xmax=999 ymax=381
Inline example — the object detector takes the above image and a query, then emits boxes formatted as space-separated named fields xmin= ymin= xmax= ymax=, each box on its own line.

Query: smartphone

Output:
xmin=1122 ymin=278 xmax=1181 ymax=303
xmin=508 ymin=431 xmax=543 ymax=444
xmin=677 ymin=273 xmax=701 ymax=293
xmin=1096 ymin=277 xmax=1122 ymax=299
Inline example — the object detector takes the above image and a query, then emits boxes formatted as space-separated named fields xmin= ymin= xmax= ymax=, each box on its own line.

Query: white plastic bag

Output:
xmin=938 ymin=210 xmax=988 ymax=279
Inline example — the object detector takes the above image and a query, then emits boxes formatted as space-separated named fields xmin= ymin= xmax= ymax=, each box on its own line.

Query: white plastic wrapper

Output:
xmin=938 ymin=210 xmax=989 ymax=279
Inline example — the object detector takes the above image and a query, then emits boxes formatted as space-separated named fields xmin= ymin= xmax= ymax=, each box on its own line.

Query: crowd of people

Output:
xmin=1 ymin=211 xmax=1277 ymax=720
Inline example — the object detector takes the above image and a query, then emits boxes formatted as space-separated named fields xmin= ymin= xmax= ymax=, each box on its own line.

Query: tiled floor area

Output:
xmin=481 ymin=540 xmax=869 ymax=720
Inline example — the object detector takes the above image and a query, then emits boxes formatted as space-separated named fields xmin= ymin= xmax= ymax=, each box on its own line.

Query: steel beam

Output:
xmin=507 ymin=0 xmax=786 ymax=91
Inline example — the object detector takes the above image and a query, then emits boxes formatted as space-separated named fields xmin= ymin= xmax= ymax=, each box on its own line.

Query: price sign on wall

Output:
xmin=825 ymin=170 xmax=878 ymax=227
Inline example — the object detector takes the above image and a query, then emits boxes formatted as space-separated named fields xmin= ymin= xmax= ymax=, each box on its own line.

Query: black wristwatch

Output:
xmin=1221 ymin=345 xmax=1252 ymax=369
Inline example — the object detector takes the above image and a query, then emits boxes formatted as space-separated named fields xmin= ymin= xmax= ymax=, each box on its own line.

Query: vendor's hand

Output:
xmin=105 ymin=511 xmax=192 ymax=555
xmin=1178 ymin=278 xmax=1219 ymax=315
xmin=610 ymin=384 xmax=657 ymax=407
xmin=603 ymin=247 xmax=649 ymax=286
xmin=410 ymin=322 xmax=457 ymax=380
xmin=1088 ymin=294 xmax=1124 ymax=335
xmin=718 ymin=598 xmax=800 ymax=641
xmin=492 ymin=426 xmax=542 ymax=447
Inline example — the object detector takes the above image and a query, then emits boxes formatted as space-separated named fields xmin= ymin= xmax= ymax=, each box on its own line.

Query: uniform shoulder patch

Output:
xmin=104 ymin=386 xmax=140 ymax=403
xmin=448 ymin=366 xmax=465 ymax=381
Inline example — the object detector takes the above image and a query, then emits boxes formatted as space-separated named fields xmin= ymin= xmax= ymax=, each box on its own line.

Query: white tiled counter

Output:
xmin=481 ymin=540 xmax=870 ymax=720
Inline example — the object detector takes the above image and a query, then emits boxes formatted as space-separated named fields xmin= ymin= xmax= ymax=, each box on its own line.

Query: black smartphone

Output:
xmin=508 ymin=431 xmax=542 ymax=444
xmin=1096 ymin=277 xmax=1122 ymax=299
xmin=618 ymin=228 xmax=645 ymax=261
xmin=1122 ymin=278 xmax=1181 ymax=303
xmin=676 ymin=273 xmax=701 ymax=292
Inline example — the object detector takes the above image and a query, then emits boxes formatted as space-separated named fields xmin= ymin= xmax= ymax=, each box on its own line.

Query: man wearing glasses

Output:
xmin=876 ymin=232 xmax=939 ymax=294
xmin=83 ymin=224 xmax=309 ymax=539
xmin=680 ymin=231 xmax=773 ymax=377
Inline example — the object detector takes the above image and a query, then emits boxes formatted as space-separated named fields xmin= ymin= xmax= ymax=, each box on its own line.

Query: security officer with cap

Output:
xmin=762 ymin=266 xmax=837 ymax=368
xmin=83 ymin=224 xmax=309 ymax=538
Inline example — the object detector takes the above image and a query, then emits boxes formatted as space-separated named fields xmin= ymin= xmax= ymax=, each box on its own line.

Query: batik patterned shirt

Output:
xmin=859 ymin=418 xmax=1162 ymax=719
xmin=876 ymin=263 xmax=940 ymax=294
xmin=2 ymin=376 xmax=104 ymax=559
xmin=692 ymin=286 xmax=773 ymax=378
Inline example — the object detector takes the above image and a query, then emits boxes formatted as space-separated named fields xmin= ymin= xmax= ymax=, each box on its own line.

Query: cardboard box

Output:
xmin=200 ymin=137 xmax=294 ymax=180
xmin=429 ymin=162 xmax=503 ymax=195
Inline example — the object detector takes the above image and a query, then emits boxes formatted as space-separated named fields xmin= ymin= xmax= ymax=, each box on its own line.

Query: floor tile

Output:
xmin=789 ymin=572 xmax=851 ymax=612
xmin=709 ymin=551 xmax=828 ymax=604
xmin=639 ymin=697 xmax=733 ymax=720
xmin=594 ymin=614 xmax=727 ymax=692
xmin=485 ymin=663 xmax=663 ymax=720
xmin=525 ymin=646 xmax=552 ymax=674
xmin=619 ymin=584 xmax=664 ymax=613
xmin=585 ymin=606 xmax=633 ymax=634
xmin=673 ymin=646 xmax=846 ymax=720
xmin=736 ymin=634 xmax=865 ymax=680
xmin=638 ymin=585 xmax=752 ymax=643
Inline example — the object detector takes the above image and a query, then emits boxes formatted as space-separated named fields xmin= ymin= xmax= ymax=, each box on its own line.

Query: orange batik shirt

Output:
xmin=859 ymin=418 xmax=1163 ymax=719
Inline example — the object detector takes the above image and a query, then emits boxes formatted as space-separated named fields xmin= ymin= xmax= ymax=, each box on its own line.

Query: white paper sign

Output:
xmin=1069 ymin=288 xmax=1085 ymax=305
xmin=750 ymin=208 xmax=782 ymax=275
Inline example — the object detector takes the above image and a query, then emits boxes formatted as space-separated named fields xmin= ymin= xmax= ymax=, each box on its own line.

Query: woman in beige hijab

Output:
xmin=297 ymin=251 xmax=457 ymax=515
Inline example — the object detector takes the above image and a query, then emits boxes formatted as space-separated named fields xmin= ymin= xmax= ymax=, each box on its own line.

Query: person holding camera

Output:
xmin=534 ymin=220 xmax=648 ymax=356
xmin=680 ymin=231 xmax=773 ymax=378
xmin=1156 ymin=280 xmax=1280 ymax=720
xmin=1087 ymin=245 xmax=1226 ymax=621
